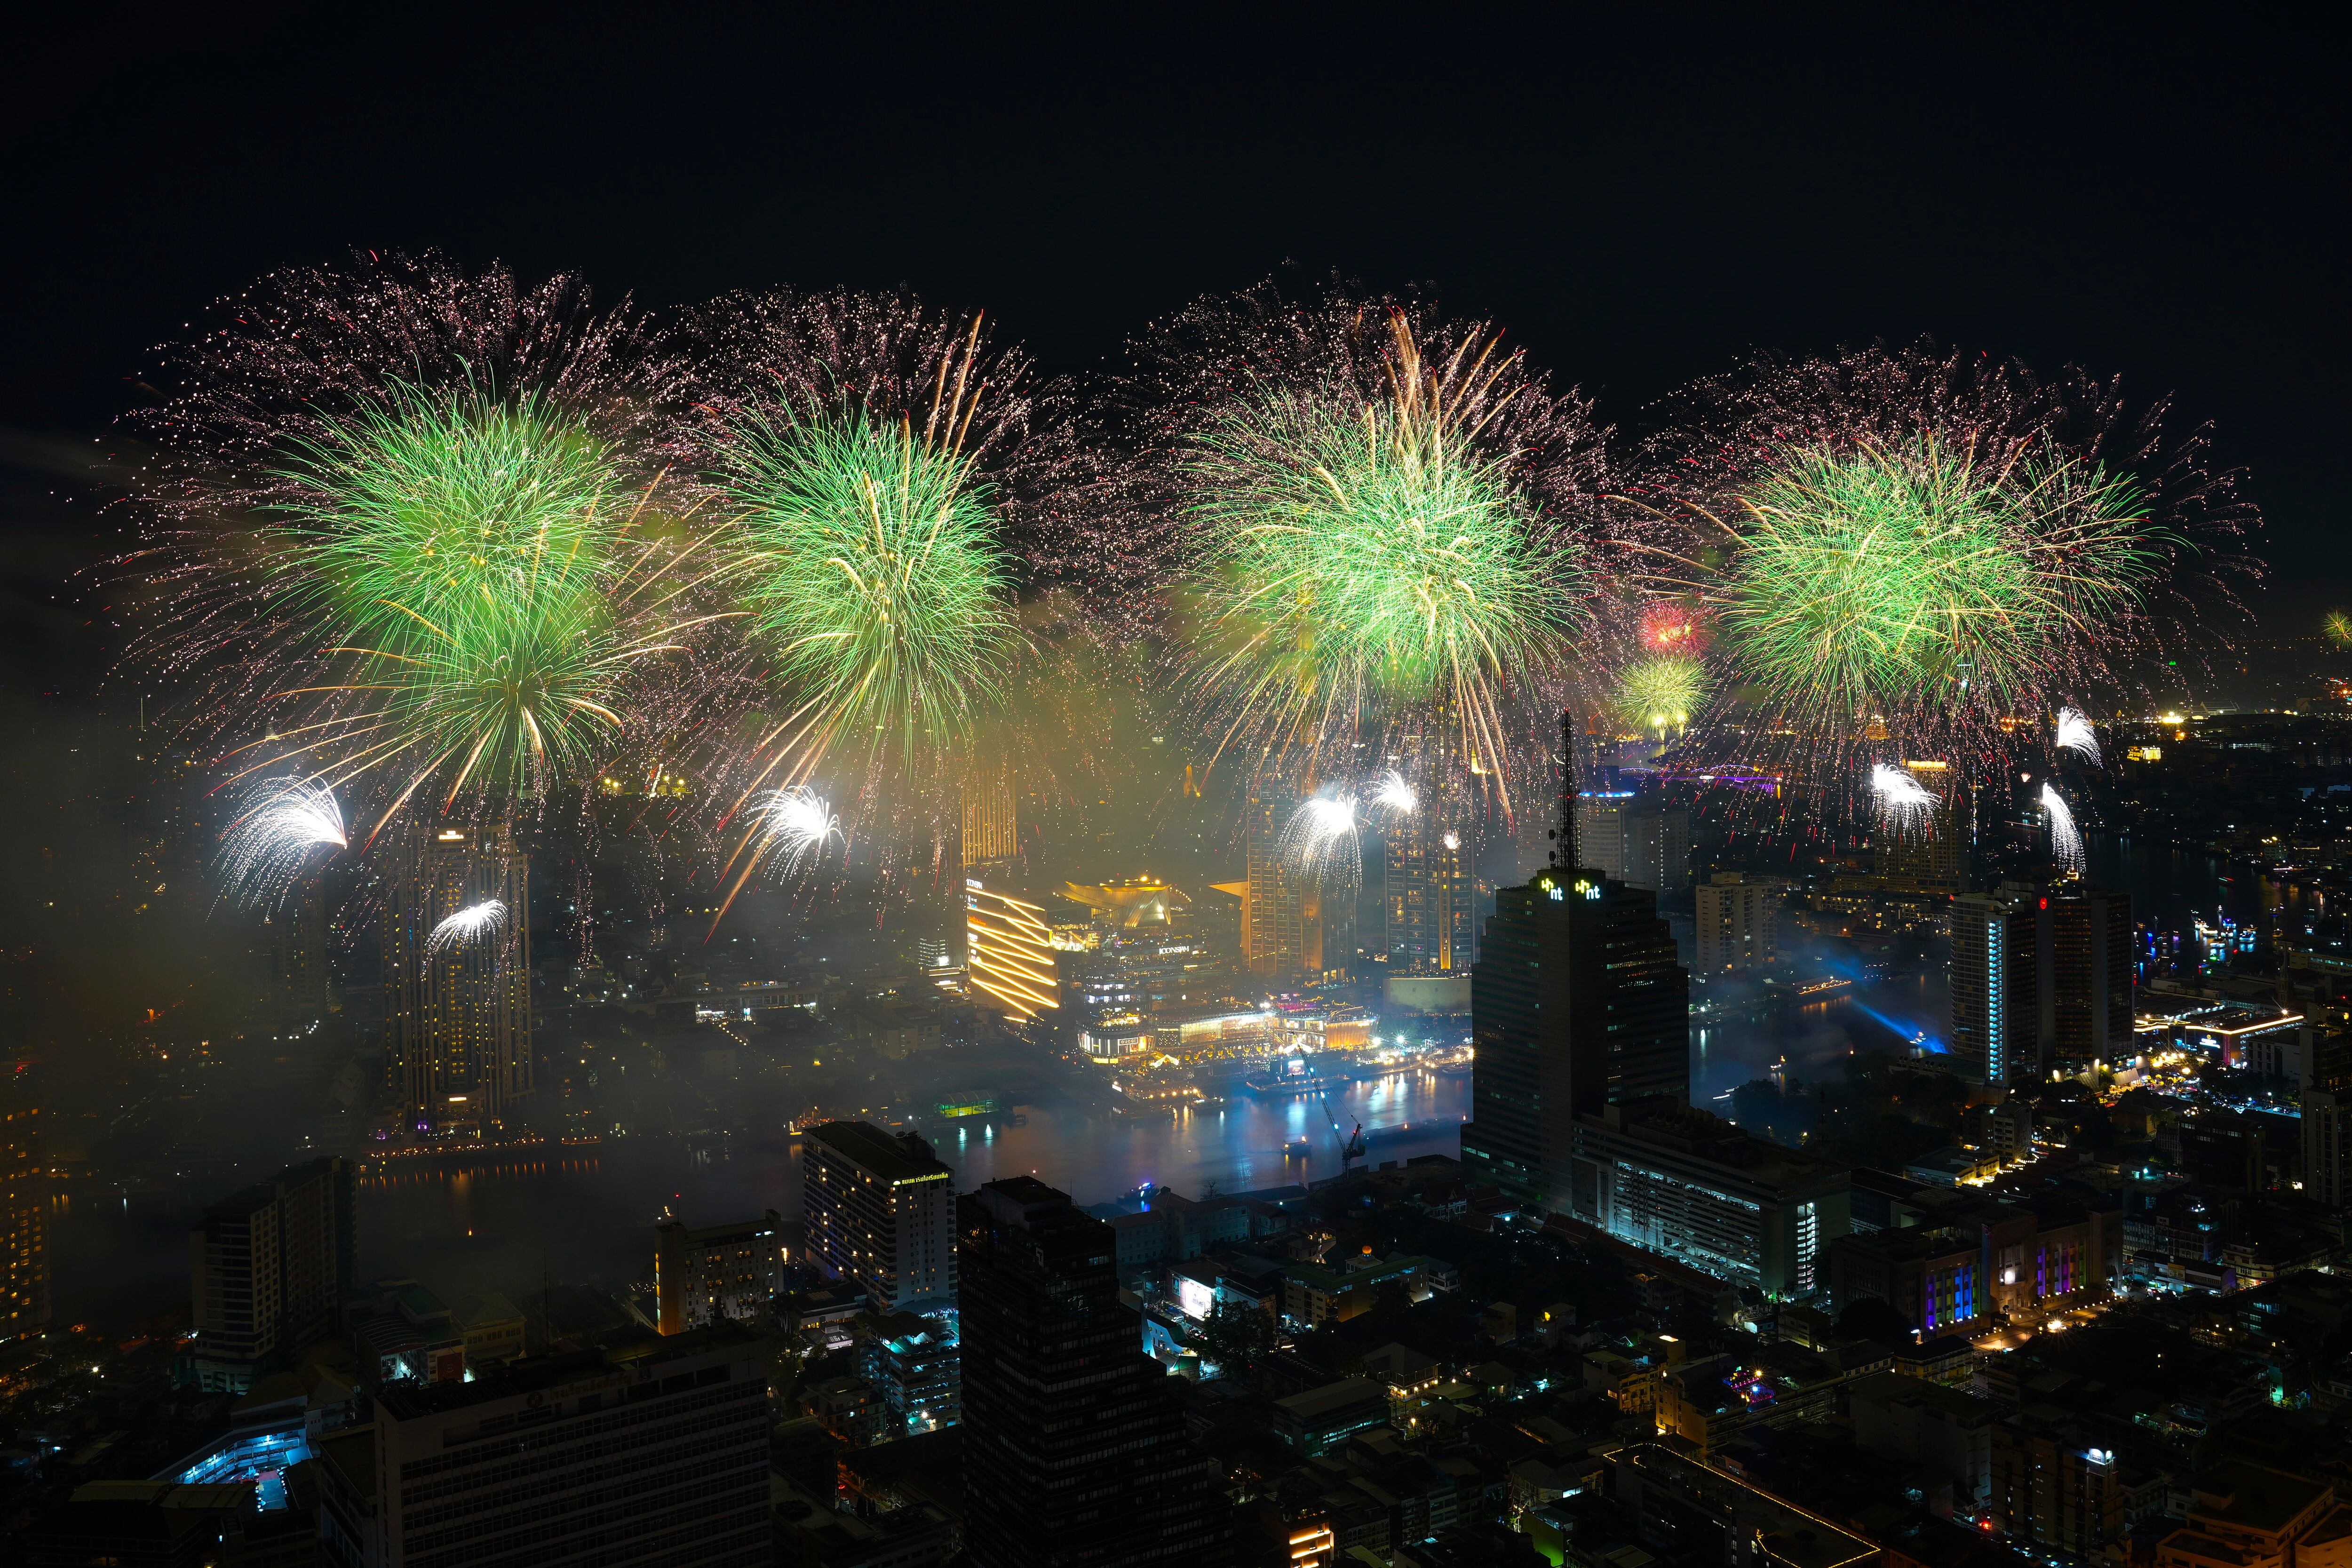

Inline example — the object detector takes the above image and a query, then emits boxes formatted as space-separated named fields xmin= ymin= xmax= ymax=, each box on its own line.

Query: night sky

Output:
xmin=2 ymin=8 xmax=2344 ymax=691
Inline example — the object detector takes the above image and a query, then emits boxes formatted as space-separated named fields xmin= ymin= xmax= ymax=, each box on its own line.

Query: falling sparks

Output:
xmin=2042 ymin=782 xmax=2083 ymax=873
xmin=1281 ymin=790 xmax=1363 ymax=897
xmin=1371 ymin=770 xmax=1417 ymax=816
xmin=425 ymin=899 xmax=509 ymax=958
xmin=2054 ymin=707 xmax=2101 ymax=767
xmin=1871 ymin=763 xmax=1939 ymax=835
xmin=217 ymin=778 xmax=347 ymax=908
xmin=749 ymin=786 xmax=843 ymax=876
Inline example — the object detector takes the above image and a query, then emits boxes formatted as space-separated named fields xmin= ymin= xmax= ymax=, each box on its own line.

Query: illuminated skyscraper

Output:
xmin=1 ymin=1062 xmax=46 ymax=1343
xmin=966 ymin=879 xmax=1060 ymax=1023
xmin=382 ymin=824 xmax=532 ymax=1133
xmin=1695 ymin=873 xmax=1781 ymax=973
xmin=961 ymin=770 xmax=1019 ymax=868
xmin=1949 ymin=883 xmax=2134 ymax=1086
xmin=1385 ymin=819 xmax=1474 ymax=972
xmin=803 ymin=1121 xmax=956 ymax=1312
xmin=1878 ymin=759 xmax=1968 ymax=894
xmin=1951 ymin=887 xmax=2038 ymax=1087
xmin=1243 ymin=780 xmax=1307 ymax=976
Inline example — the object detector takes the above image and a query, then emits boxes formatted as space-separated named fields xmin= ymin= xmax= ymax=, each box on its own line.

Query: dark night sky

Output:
xmin=2 ymin=6 xmax=2346 ymax=686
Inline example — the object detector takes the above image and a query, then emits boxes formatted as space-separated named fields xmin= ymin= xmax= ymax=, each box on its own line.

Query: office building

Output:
xmin=961 ymin=769 xmax=1019 ymax=867
xmin=1385 ymin=816 xmax=1475 ymax=973
xmin=187 ymin=1157 xmax=356 ymax=1393
xmin=803 ymin=1122 xmax=956 ymax=1311
xmin=1950 ymin=883 xmax=2134 ymax=1086
xmin=965 ymin=878 xmax=1060 ymax=1023
xmin=1695 ymin=873 xmax=1780 ymax=973
xmin=2303 ymin=1017 xmax=2352 ymax=1210
xmin=959 ymin=1176 xmax=1230 ymax=1568
xmin=1577 ymin=789 xmax=1634 ymax=881
xmin=1463 ymin=730 xmax=1689 ymax=1208
xmin=654 ymin=1209 xmax=786 ymax=1334
xmin=382 ymin=823 xmax=532 ymax=1133
xmin=1244 ymin=779 xmax=1311 ymax=976
xmin=1 ymin=1062 xmax=46 ymax=1341
xmin=1878 ymin=760 xmax=1967 ymax=893
xmin=312 ymin=1328 xmax=770 ymax=1568
xmin=1623 ymin=805 xmax=1692 ymax=895
xmin=1569 ymin=1101 xmax=1851 ymax=1295
xmin=261 ymin=881 xmax=330 ymax=1020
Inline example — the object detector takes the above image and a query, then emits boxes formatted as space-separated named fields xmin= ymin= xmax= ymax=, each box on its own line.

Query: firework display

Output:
xmin=425 ymin=898 xmax=510 ymax=957
xmin=1614 ymin=655 xmax=1708 ymax=733
xmin=2042 ymin=782 xmax=2084 ymax=873
xmin=113 ymin=260 xmax=2263 ymax=934
xmin=216 ymin=777 xmax=348 ymax=908
xmin=2054 ymin=707 xmax=2101 ymax=766
xmin=2328 ymin=610 xmax=2352 ymax=648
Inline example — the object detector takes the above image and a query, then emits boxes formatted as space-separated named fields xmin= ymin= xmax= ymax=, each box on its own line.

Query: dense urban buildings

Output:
xmin=313 ymin=1328 xmax=769 ymax=1568
xmin=381 ymin=824 xmax=533 ymax=1134
xmin=653 ymin=1209 xmax=786 ymax=1334
xmin=0 ymin=1063 xmax=44 ymax=1341
xmin=184 ymin=1156 xmax=356 ymax=1393
xmin=957 ymin=1177 xmax=1230 ymax=1567
xmin=803 ymin=1121 xmax=958 ymax=1311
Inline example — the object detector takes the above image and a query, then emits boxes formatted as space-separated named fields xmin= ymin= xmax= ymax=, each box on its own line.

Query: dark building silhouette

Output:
xmin=958 ymin=1176 xmax=1229 ymax=1568
xmin=185 ymin=1156 xmax=356 ymax=1393
xmin=1462 ymin=718 xmax=1689 ymax=1208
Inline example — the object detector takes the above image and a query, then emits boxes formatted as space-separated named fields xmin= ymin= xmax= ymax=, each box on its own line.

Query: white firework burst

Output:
xmin=2054 ymin=708 xmax=2102 ymax=767
xmin=750 ymin=786 xmax=844 ymax=876
xmin=217 ymin=777 xmax=347 ymax=909
xmin=1370 ymin=770 xmax=1417 ymax=816
xmin=2042 ymin=782 xmax=2083 ymax=873
xmin=1870 ymin=763 xmax=1939 ymax=836
xmin=426 ymin=898 xmax=509 ymax=958
xmin=1281 ymin=790 xmax=1363 ymax=897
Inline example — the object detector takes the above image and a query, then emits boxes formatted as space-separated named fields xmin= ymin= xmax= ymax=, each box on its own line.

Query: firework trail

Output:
xmin=746 ymin=786 xmax=844 ymax=876
xmin=2054 ymin=707 xmax=2101 ymax=766
xmin=1281 ymin=790 xmax=1364 ymax=898
xmin=2327 ymin=611 xmax=2352 ymax=648
xmin=2041 ymin=782 xmax=2083 ymax=873
xmin=425 ymin=898 xmax=509 ymax=958
xmin=217 ymin=777 xmax=348 ymax=908
xmin=1371 ymin=770 xmax=1417 ymax=815
xmin=1871 ymin=763 xmax=1939 ymax=835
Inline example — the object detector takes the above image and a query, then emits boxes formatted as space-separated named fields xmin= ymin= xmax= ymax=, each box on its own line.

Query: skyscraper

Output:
xmin=961 ymin=770 xmax=1019 ymax=867
xmin=186 ymin=1157 xmax=356 ymax=1392
xmin=803 ymin=1122 xmax=957 ymax=1311
xmin=966 ymin=879 xmax=1060 ymax=1024
xmin=383 ymin=824 xmax=532 ymax=1134
xmin=261 ymin=881 xmax=330 ymax=1021
xmin=1244 ymin=779 xmax=1307 ymax=976
xmin=1622 ymin=805 xmax=1692 ymax=896
xmin=1384 ymin=817 xmax=1475 ymax=972
xmin=0 ymin=1061 xmax=46 ymax=1343
xmin=1462 ymin=724 xmax=1690 ymax=1208
xmin=959 ymin=1176 xmax=1230 ymax=1568
xmin=1695 ymin=873 xmax=1780 ymax=972
xmin=1949 ymin=883 xmax=2134 ymax=1086
xmin=2301 ymin=1013 xmax=2352 ymax=1211
xmin=1576 ymin=789 xmax=1634 ymax=882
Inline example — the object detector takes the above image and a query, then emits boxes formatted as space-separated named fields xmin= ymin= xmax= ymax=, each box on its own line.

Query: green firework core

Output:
xmin=1614 ymin=654 xmax=1708 ymax=730
xmin=717 ymin=409 xmax=1019 ymax=763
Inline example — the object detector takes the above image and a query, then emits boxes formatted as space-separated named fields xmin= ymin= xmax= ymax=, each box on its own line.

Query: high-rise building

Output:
xmin=654 ymin=1209 xmax=786 ymax=1334
xmin=382 ymin=824 xmax=532 ymax=1133
xmin=1877 ymin=759 xmax=1968 ymax=894
xmin=1 ymin=1062 xmax=46 ymax=1342
xmin=1951 ymin=888 xmax=2039 ymax=1087
xmin=1384 ymin=816 xmax=1475 ymax=973
xmin=1622 ymin=806 xmax=1692 ymax=896
xmin=1244 ymin=779 xmax=1308 ymax=976
xmin=1949 ymin=883 xmax=2134 ymax=1086
xmin=261 ymin=881 xmax=330 ymax=1020
xmin=2302 ymin=1014 xmax=2352 ymax=1211
xmin=1694 ymin=873 xmax=1780 ymax=972
xmin=1462 ymin=729 xmax=1690 ymax=1208
xmin=959 ymin=1176 xmax=1230 ymax=1568
xmin=312 ymin=1328 xmax=770 ymax=1568
xmin=961 ymin=770 xmax=1019 ymax=867
xmin=965 ymin=879 xmax=1060 ymax=1024
xmin=1576 ymin=789 xmax=1635 ymax=882
xmin=803 ymin=1122 xmax=957 ymax=1312
xmin=186 ymin=1157 xmax=356 ymax=1393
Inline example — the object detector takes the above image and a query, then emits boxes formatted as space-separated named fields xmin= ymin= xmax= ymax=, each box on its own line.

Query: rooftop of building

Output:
xmin=1273 ymin=1377 xmax=1390 ymax=1421
xmin=2184 ymin=1461 xmax=2336 ymax=1539
xmin=1616 ymin=1445 xmax=1877 ymax=1568
xmin=1584 ymin=1098 xmax=1846 ymax=1187
xmin=195 ymin=1155 xmax=346 ymax=1222
xmin=803 ymin=1121 xmax=952 ymax=1183
xmin=373 ymin=1323 xmax=755 ymax=1422
xmin=654 ymin=1208 xmax=782 ymax=1244
xmin=1845 ymin=1369 xmax=1998 ymax=1422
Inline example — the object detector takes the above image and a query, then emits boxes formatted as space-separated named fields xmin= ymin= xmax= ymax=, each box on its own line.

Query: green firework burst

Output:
xmin=1613 ymin=655 xmax=1708 ymax=731
xmin=1721 ymin=435 xmax=2156 ymax=726
xmin=1185 ymin=356 xmax=1580 ymax=763
xmin=261 ymin=385 xmax=670 ymax=802
xmin=2326 ymin=610 xmax=2352 ymax=648
xmin=713 ymin=407 xmax=1020 ymax=767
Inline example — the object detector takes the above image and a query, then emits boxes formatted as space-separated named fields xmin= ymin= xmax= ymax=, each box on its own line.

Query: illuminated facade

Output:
xmin=965 ymin=879 xmax=1060 ymax=1022
xmin=1385 ymin=820 xmax=1474 ymax=972
xmin=382 ymin=824 xmax=532 ymax=1132
xmin=654 ymin=1208 xmax=787 ymax=1334
xmin=186 ymin=1156 xmax=356 ymax=1393
xmin=1244 ymin=780 xmax=1310 ymax=975
xmin=961 ymin=771 xmax=1019 ymax=867
xmin=1950 ymin=883 xmax=2134 ymax=1085
xmin=803 ymin=1122 xmax=956 ymax=1312
xmin=1695 ymin=873 xmax=1780 ymax=972
xmin=1 ymin=1063 xmax=45 ymax=1341
xmin=1951 ymin=888 xmax=2037 ymax=1087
